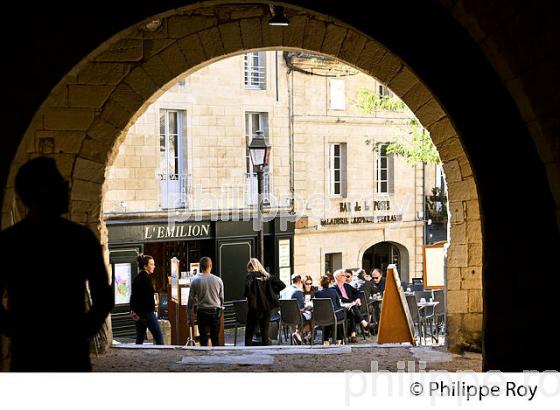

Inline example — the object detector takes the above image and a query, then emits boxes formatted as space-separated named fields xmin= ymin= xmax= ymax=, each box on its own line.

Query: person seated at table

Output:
xmin=281 ymin=274 xmax=312 ymax=344
xmin=302 ymin=275 xmax=316 ymax=302
xmin=314 ymin=275 xmax=345 ymax=344
xmin=344 ymin=268 xmax=359 ymax=288
xmin=332 ymin=269 xmax=373 ymax=342
xmin=371 ymin=268 xmax=386 ymax=294
xmin=357 ymin=270 xmax=379 ymax=301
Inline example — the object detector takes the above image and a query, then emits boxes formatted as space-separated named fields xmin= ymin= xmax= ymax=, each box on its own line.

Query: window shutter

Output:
xmin=341 ymin=143 xmax=347 ymax=197
xmin=388 ymin=153 xmax=395 ymax=194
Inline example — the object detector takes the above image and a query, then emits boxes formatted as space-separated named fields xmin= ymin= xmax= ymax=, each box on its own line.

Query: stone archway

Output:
xmin=1 ymin=2 xmax=482 ymax=354
xmin=360 ymin=241 xmax=410 ymax=284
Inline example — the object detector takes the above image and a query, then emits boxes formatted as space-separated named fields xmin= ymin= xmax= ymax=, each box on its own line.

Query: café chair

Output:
xmin=278 ymin=299 xmax=306 ymax=345
xmin=432 ymin=289 xmax=446 ymax=341
xmin=311 ymin=298 xmax=347 ymax=345
xmin=357 ymin=291 xmax=371 ymax=339
xmin=406 ymin=294 xmax=424 ymax=345
xmin=415 ymin=290 xmax=435 ymax=334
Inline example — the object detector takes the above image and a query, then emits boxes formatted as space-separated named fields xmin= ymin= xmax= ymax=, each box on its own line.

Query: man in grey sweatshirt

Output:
xmin=187 ymin=257 xmax=224 ymax=347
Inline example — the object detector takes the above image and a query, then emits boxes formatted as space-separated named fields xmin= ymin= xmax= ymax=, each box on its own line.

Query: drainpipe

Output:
xmin=423 ymin=161 xmax=427 ymax=245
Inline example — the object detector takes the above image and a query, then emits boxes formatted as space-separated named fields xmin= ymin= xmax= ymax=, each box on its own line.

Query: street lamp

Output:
xmin=248 ymin=129 xmax=272 ymax=265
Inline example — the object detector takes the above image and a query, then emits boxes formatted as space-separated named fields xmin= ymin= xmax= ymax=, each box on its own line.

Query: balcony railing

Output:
xmin=159 ymin=173 xmax=189 ymax=209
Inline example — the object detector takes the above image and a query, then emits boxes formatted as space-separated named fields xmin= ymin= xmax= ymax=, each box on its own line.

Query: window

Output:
xmin=244 ymin=52 xmax=266 ymax=89
xmin=159 ymin=109 xmax=187 ymax=209
xmin=376 ymin=144 xmax=394 ymax=194
xmin=245 ymin=112 xmax=270 ymax=205
xmin=329 ymin=143 xmax=347 ymax=196
xmin=329 ymin=78 xmax=345 ymax=110
xmin=325 ymin=252 xmax=342 ymax=274
xmin=378 ymin=84 xmax=393 ymax=98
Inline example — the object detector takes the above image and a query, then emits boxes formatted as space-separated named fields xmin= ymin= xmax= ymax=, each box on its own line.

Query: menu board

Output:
xmin=181 ymin=287 xmax=190 ymax=306
xmin=423 ymin=242 xmax=446 ymax=289
xmin=171 ymin=257 xmax=180 ymax=303
xmin=278 ymin=239 xmax=291 ymax=285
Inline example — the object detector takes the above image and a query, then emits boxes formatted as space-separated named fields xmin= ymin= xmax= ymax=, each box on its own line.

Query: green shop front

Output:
xmin=106 ymin=218 xmax=294 ymax=339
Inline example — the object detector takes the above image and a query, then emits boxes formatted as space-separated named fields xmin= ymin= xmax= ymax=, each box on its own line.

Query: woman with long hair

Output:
xmin=302 ymin=275 xmax=316 ymax=302
xmin=130 ymin=254 xmax=164 ymax=345
xmin=244 ymin=258 xmax=285 ymax=346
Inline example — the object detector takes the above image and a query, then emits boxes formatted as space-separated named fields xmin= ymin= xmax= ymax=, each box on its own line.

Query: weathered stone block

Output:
xmin=414 ymin=98 xmax=446 ymax=128
xmin=321 ymin=24 xmax=346 ymax=57
xmin=387 ymin=67 xmax=417 ymax=97
xmin=465 ymin=199 xmax=481 ymax=221
xmin=78 ymin=63 xmax=128 ymax=85
xmin=437 ymin=137 xmax=464 ymax=163
xmin=468 ymin=290 xmax=483 ymax=313
xmin=81 ymin=137 xmax=113 ymax=164
xmin=338 ymin=30 xmax=367 ymax=65
xmin=110 ymin=83 xmax=145 ymax=114
xmin=374 ymin=52 xmax=402 ymax=84
xmin=461 ymin=266 xmax=482 ymax=290
xmin=239 ymin=18 xmax=262 ymax=50
xmin=35 ymin=130 xmax=85 ymax=154
xmin=447 ymin=243 xmax=467 ymax=267
xmin=450 ymin=222 xmax=467 ymax=244
xmin=219 ymin=21 xmax=243 ymax=54
xmin=458 ymin=154 xmax=473 ymax=178
xmin=68 ymin=85 xmax=114 ymax=108
xmin=428 ymin=117 xmax=456 ymax=146
xmin=467 ymin=242 xmax=482 ymax=266
xmin=43 ymin=108 xmax=94 ymax=131
xmin=402 ymin=81 xmax=432 ymax=112
xmin=302 ymin=18 xmax=326 ymax=51
xmin=447 ymin=178 xmax=477 ymax=202
xmin=356 ymin=40 xmax=386 ymax=74
xmin=71 ymin=179 xmax=102 ymax=202
xmin=462 ymin=313 xmax=483 ymax=334
xmin=442 ymin=160 xmax=462 ymax=183
xmin=178 ymin=34 xmax=207 ymax=67
xmin=198 ymin=26 xmax=225 ymax=59
xmin=158 ymin=42 xmax=189 ymax=77
xmin=447 ymin=290 xmax=469 ymax=314
xmin=466 ymin=220 xmax=482 ymax=243
xmin=74 ymin=157 xmax=106 ymax=184
xmin=100 ymin=99 xmax=135 ymax=130
xmin=168 ymin=15 xmax=217 ymax=38
xmin=124 ymin=66 xmax=159 ymax=100
xmin=282 ymin=15 xmax=307 ymax=49
xmin=96 ymin=39 xmax=143 ymax=62
xmin=142 ymin=55 xmax=175 ymax=88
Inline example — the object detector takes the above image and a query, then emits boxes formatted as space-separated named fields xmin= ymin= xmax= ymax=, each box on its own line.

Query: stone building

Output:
xmin=102 ymin=51 xmax=445 ymax=333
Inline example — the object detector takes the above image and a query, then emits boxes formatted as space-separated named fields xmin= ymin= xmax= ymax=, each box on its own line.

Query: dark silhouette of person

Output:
xmin=0 ymin=157 xmax=114 ymax=371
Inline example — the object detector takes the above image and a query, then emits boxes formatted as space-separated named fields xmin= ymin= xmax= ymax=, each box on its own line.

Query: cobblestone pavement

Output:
xmin=93 ymin=341 xmax=481 ymax=373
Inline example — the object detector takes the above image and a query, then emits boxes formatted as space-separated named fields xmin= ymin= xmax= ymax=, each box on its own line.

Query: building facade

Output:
xmin=103 ymin=51 xmax=445 ymax=333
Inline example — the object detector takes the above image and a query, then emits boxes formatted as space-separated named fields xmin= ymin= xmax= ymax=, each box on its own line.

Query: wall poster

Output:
xmin=114 ymin=263 xmax=132 ymax=305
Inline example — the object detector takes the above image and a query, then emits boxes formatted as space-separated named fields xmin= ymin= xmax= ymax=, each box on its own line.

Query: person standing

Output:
xmin=0 ymin=157 xmax=113 ymax=371
xmin=130 ymin=254 xmax=164 ymax=345
xmin=244 ymin=258 xmax=285 ymax=346
xmin=187 ymin=257 xmax=224 ymax=347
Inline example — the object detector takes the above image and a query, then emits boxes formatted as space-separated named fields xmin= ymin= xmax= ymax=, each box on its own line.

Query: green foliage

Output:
xmin=354 ymin=88 xmax=407 ymax=112
xmin=354 ymin=87 xmax=441 ymax=165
